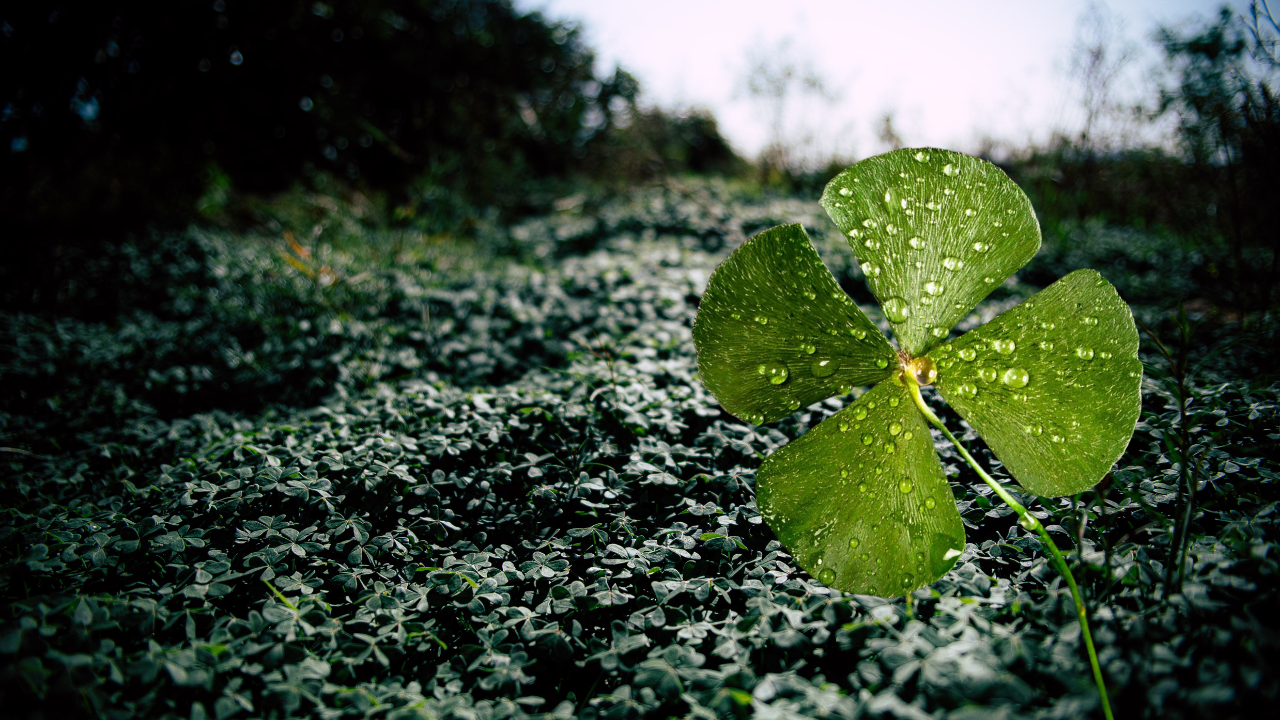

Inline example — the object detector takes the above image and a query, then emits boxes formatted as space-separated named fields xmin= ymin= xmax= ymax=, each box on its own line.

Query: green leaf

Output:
xmin=693 ymin=223 xmax=895 ymax=424
xmin=757 ymin=379 xmax=966 ymax=596
xmin=930 ymin=269 xmax=1142 ymax=497
xmin=821 ymin=148 xmax=1041 ymax=356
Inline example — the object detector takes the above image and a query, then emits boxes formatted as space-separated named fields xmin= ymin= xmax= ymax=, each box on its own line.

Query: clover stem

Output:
xmin=905 ymin=379 xmax=1115 ymax=720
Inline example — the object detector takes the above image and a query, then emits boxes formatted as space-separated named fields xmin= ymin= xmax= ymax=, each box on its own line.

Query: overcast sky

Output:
xmin=517 ymin=0 xmax=1247 ymax=160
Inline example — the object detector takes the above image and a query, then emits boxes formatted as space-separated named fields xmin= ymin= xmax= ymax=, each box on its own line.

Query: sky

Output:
xmin=517 ymin=0 xmax=1247 ymax=161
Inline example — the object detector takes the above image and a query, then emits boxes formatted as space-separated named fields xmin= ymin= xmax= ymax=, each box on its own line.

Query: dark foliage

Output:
xmin=0 ymin=0 xmax=634 ymax=236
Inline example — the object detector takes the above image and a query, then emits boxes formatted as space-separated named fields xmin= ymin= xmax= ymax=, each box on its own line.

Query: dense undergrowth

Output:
xmin=2 ymin=180 xmax=1278 ymax=719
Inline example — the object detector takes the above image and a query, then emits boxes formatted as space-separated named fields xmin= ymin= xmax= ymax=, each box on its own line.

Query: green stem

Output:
xmin=906 ymin=380 xmax=1114 ymax=720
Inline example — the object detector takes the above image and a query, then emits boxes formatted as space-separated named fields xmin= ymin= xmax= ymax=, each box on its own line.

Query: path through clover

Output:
xmin=692 ymin=148 xmax=1142 ymax=597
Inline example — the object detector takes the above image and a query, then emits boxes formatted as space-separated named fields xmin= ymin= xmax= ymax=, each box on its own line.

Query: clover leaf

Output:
xmin=693 ymin=148 xmax=1142 ymax=597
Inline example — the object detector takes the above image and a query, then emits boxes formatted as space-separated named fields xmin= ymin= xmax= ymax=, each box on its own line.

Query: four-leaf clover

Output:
xmin=692 ymin=148 xmax=1142 ymax=596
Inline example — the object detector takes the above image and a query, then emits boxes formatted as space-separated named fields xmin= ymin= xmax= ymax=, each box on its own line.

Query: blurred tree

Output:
xmin=0 ymin=0 xmax=637 ymax=238
xmin=1158 ymin=4 xmax=1280 ymax=314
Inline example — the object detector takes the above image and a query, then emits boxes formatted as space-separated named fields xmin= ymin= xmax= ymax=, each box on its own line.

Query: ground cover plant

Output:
xmin=1 ymin=176 xmax=1278 ymax=719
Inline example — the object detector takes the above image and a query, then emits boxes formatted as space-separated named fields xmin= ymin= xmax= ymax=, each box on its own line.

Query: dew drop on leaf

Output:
xmin=883 ymin=297 xmax=912 ymax=323
xmin=800 ymin=343 xmax=816 ymax=354
xmin=909 ymin=236 xmax=926 ymax=249
xmin=958 ymin=348 xmax=977 ymax=361
xmin=992 ymin=339 xmax=1016 ymax=355
xmin=943 ymin=163 xmax=957 ymax=176
xmin=942 ymin=256 xmax=963 ymax=271
xmin=849 ymin=537 xmax=860 ymax=549
xmin=818 ymin=568 xmax=836 ymax=585
xmin=925 ymin=498 xmax=936 ymax=510
xmin=861 ymin=433 xmax=874 ymax=445
xmin=839 ymin=187 xmax=852 ymax=196
xmin=754 ymin=315 xmax=769 ymax=325
xmin=978 ymin=367 xmax=997 ymax=383
xmin=811 ymin=358 xmax=837 ymax=377
xmin=884 ymin=441 xmax=897 ymax=454
xmin=1001 ymin=367 xmax=1030 ymax=388
xmin=899 ymin=480 xmax=913 ymax=494
xmin=924 ymin=281 xmax=944 ymax=296
xmin=888 ymin=421 xmax=903 ymax=435
xmin=875 ymin=358 xmax=889 ymax=369
xmin=858 ymin=482 xmax=868 ymax=492
xmin=955 ymin=382 xmax=978 ymax=398
xmin=1076 ymin=347 xmax=1095 ymax=361
xmin=854 ymin=406 xmax=868 ymax=420
xmin=758 ymin=361 xmax=789 ymax=385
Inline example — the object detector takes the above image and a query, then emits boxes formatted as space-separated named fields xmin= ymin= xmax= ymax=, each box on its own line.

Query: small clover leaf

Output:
xmin=692 ymin=148 xmax=1142 ymax=597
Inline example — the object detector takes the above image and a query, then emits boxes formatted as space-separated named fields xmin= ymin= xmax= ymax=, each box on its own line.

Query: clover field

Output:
xmin=2 ymin=179 xmax=1278 ymax=720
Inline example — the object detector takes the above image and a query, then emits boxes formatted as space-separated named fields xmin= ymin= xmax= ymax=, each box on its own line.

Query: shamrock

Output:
xmin=692 ymin=148 xmax=1142 ymax=597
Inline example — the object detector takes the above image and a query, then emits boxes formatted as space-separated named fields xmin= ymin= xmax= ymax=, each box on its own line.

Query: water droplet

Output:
xmin=925 ymin=498 xmax=937 ymax=510
xmin=914 ymin=151 xmax=929 ymax=162
xmin=862 ymin=218 xmax=878 ymax=228
xmin=884 ymin=441 xmax=897 ymax=454
xmin=754 ymin=315 xmax=769 ymax=325
xmin=839 ymin=187 xmax=852 ymax=197
xmin=992 ymin=339 xmax=1016 ymax=355
xmin=1100 ymin=351 xmax=1112 ymax=359
xmin=978 ymin=367 xmax=997 ymax=383
xmin=1076 ymin=347 xmax=1095 ymax=361
xmin=848 ymin=228 xmax=861 ymax=238
xmin=889 ymin=397 xmax=900 ymax=407
xmin=1039 ymin=340 xmax=1055 ymax=351
xmin=800 ymin=343 xmax=816 ymax=354
xmin=901 ymin=573 xmax=915 ymax=588
xmin=839 ymin=421 xmax=850 ymax=432
xmin=758 ymin=361 xmax=790 ymax=385
xmin=803 ymin=290 xmax=816 ymax=300
xmin=943 ymin=163 xmax=958 ymax=176
xmin=955 ymin=382 xmax=978 ymax=399
xmin=1025 ymin=423 xmax=1044 ymax=436
xmin=1051 ymin=435 xmax=1065 ymax=443
xmin=787 ymin=398 xmax=801 ymax=411
xmin=849 ymin=537 xmax=861 ymax=549
xmin=858 ymin=482 xmax=868 ymax=492
xmin=875 ymin=357 xmax=889 ymax=370
xmin=958 ymin=348 xmax=977 ymax=361
xmin=899 ymin=480 xmax=913 ymax=493
xmin=731 ymin=312 xmax=741 ymax=320
xmin=883 ymin=297 xmax=912 ymax=323
xmin=861 ymin=433 xmax=874 ymax=446
xmin=903 ymin=430 xmax=914 ymax=440
xmin=1001 ymin=367 xmax=1030 ymax=388
xmin=942 ymin=256 xmax=964 ymax=271
xmin=972 ymin=241 xmax=989 ymax=252
xmin=908 ymin=236 xmax=926 ymax=250
xmin=1082 ymin=316 xmax=1099 ymax=326
xmin=924 ymin=281 xmax=945 ymax=296
xmin=964 ymin=208 xmax=975 ymax=216
xmin=931 ymin=327 xmax=947 ymax=338
xmin=862 ymin=262 xmax=882 ymax=278
xmin=812 ymin=358 xmax=838 ymax=377
xmin=888 ymin=421 xmax=903 ymax=435
xmin=851 ymin=327 xmax=868 ymax=340
xmin=818 ymin=568 xmax=836 ymax=585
